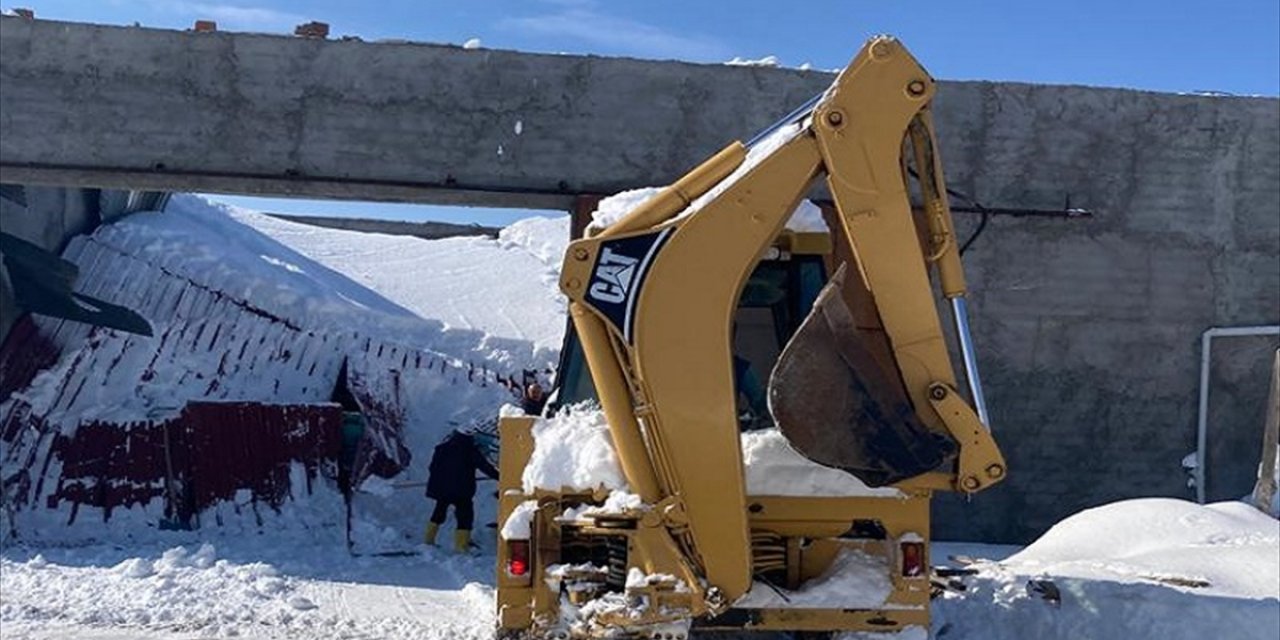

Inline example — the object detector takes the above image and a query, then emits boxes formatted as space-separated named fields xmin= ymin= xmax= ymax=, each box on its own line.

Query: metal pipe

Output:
xmin=950 ymin=296 xmax=991 ymax=429
xmin=951 ymin=205 xmax=1093 ymax=218
xmin=745 ymin=92 xmax=823 ymax=148
xmin=1195 ymin=324 xmax=1280 ymax=504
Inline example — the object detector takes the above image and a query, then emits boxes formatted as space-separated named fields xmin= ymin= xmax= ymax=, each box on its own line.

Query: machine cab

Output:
xmin=548 ymin=228 xmax=832 ymax=428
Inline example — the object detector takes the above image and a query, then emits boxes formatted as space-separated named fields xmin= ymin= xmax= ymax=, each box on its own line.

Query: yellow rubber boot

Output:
xmin=424 ymin=521 xmax=440 ymax=546
xmin=453 ymin=529 xmax=472 ymax=553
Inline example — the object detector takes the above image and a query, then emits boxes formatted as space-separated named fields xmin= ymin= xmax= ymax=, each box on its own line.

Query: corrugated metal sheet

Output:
xmin=48 ymin=417 xmax=169 ymax=521
xmin=15 ymin=401 xmax=340 ymax=525
xmin=0 ymin=315 xmax=60 ymax=399
xmin=167 ymin=402 xmax=340 ymax=526
xmin=346 ymin=365 xmax=410 ymax=483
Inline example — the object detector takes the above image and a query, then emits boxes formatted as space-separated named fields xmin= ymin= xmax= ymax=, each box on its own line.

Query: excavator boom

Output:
xmin=497 ymin=35 xmax=1007 ymax=639
xmin=559 ymin=36 xmax=1004 ymax=604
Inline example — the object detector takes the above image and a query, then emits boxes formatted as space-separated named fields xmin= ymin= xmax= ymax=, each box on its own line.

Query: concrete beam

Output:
xmin=4 ymin=18 xmax=1274 ymax=214
xmin=0 ymin=16 xmax=834 ymax=208
xmin=264 ymin=213 xmax=499 ymax=239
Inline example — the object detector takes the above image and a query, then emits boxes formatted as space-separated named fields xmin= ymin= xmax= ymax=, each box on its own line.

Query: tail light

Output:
xmin=900 ymin=541 xmax=924 ymax=577
xmin=508 ymin=540 xmax=530 ymax=577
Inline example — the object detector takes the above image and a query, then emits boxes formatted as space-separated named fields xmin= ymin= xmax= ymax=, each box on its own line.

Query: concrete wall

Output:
xmin=1 ymin=17 xmax=1277 ymax=542
xmin=929 ymin=86 xmax=1280 ymax=541
xmin=0 ymin=16 xmax=835 ymax=208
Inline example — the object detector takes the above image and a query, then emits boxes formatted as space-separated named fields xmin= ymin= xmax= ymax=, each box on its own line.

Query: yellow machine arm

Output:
xmin=557 ymin=36 xmax=1005 ymax=610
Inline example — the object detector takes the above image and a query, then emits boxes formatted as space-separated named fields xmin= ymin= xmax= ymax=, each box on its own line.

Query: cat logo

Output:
xmin=588 ymin=247 xmax=638 ymax=304
xmin=581 ymin=228 xmax=673 ymax=342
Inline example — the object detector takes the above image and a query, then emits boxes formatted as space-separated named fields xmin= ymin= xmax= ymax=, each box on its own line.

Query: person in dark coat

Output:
xmin=521 ymin=382 xmax=547 ymax=417
xmin=424 ymin=429 xmax=499 ymax=552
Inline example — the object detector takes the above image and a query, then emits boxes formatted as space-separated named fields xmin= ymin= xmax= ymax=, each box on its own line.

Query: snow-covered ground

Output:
xmin=3 ymin=199 xmax=1278 ymax=638
xmin=1 ymin=534 xmax=496 ymax=640
xmin=3 ymin=498 xmax=1274 ymax=639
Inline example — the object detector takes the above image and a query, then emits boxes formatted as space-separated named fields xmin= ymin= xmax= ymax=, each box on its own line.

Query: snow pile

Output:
xmin=497 ymin=215 xmax=571 ymax=271
xmin=934 ymin=498 xmax=1280 ymax=640
xmin=521 ymin=417 xmax=904 ymax=499
xmin=1 ymin=539 xmax=497 ymax=640
xmin=787 ymin=199 xmax=830 ymax=233
xmin=588 ymin=184 xmax=827 ymax=239
xmin=357 ymin=475 xmax=397 ymax=498
xmin=521 ymin=405 xmax=626 ymax=494
xmin=222 ymin=199 xmax=569 ymax=365
xmin=736 ymin=548 xmax=894 ymax=608
xmin=500 ymin=500 xmax=539 ymax=540
xmin=741 ymin=429 xmax=904 ymax=497
xmin=560 ymin=490 xmax=647 ymax=521
xmin=586 ymin=187 xmax=662 ymax=234
xmin=625 ymin=567 xmax=689 ymax=592
xmin=5 ymin=543 xmax=316 ymax=636
xmin=1004 ymin=498 xmax=1278 ymax=597
xmin=583 ymin=135 xmax=831 ymax=240
xmin=725 ymin=55 xmax=781 ymax=67
xmin=115 ymin=196 xmax=426 ymax=342
xmin=593 ymin=490 xmax=644 ymax=513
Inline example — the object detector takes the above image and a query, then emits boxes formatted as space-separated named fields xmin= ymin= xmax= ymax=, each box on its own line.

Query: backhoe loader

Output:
xmin=494 ymin=36 xmax=1005 ymax=639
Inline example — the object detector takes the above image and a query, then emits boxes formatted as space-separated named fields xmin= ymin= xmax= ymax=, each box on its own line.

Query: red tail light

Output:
xmin=508 ymin=540 xmax=530 ymax=577
xmin=900 ymin=541 xmax=924 ymax=577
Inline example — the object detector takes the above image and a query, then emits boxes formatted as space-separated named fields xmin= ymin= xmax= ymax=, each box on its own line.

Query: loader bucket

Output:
xmin=767 ymin=264 xmax=957 ymax=487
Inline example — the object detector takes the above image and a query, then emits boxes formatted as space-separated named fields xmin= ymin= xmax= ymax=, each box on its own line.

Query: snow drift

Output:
xmin=935 ymin=498 xmax=1280 ymax=640
xmin=521 ymin=405 xmax=627 ymax=495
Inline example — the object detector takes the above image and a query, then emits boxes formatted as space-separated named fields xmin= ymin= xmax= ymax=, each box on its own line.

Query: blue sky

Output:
xmin=10 ymin=0 xmax=1279 ymax=225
